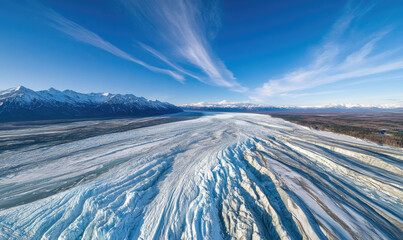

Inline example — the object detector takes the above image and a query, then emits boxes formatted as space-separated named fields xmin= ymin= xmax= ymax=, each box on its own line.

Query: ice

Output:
xmin=0 ymin=112 xmax=402 ymax=239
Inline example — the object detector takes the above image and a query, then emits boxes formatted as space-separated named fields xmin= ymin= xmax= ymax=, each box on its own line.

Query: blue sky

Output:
xmin=0 ymin=0 xmax=402 ymax=106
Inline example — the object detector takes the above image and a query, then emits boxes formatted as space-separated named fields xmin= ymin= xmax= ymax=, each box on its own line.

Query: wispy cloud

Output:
xmin=138 ymin=42 xmax=200 ymax=82
xmin=254 ymin=1 xmax=403 ymax=99
xmin=37 ymin=3 xmax=185 ymax=82
xmin=121 ymin=0 xmax=247 ymax=92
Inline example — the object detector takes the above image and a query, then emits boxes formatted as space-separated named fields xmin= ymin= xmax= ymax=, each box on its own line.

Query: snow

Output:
xmin=0 ymin=86 xmax=172 ymax=109
xmin=0 ymin=112 xmax=402 ymax=239
xmin=181 ymin=100 xmax=403 ymax=110
xmin=181 ymin=100 xmax=259 ymax=109
xmin=0 ymin=86 xmax=179 ymax=120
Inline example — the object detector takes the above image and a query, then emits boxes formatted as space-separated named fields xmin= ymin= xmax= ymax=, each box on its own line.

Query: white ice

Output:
xmin=0 ymin=112 xmax=402 ymax=240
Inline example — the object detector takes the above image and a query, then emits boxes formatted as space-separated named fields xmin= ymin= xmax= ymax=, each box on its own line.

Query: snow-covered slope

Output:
xmin=0 ymin=112 xmax=402 ymax=239
xmin=0 ymin=86 xmax=182 ymax=122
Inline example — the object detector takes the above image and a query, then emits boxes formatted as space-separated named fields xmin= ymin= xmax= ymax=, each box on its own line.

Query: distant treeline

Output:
xmin=268 ymin=113 xmax=403 ymax=148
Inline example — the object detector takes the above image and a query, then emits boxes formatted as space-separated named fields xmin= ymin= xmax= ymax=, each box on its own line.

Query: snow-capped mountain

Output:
xmin=181 ymin=100 xmax=261 ymax=109
xmin=0 ymin=86 xmax=182 ymax=122
xmin=181 ymin=100 xmax=403 ymax=112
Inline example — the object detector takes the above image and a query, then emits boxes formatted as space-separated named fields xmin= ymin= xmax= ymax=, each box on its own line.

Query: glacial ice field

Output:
xmin=0 ymin=112 xmax=402 ymax=240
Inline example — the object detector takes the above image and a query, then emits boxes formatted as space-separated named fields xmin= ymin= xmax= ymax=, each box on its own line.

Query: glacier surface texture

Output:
xmin=0 ymin=112 xmax=402 ymax=239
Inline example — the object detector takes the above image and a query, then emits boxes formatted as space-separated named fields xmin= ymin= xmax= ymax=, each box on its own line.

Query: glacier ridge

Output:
xmin=0 ymin=112 xmax=402 ymax=239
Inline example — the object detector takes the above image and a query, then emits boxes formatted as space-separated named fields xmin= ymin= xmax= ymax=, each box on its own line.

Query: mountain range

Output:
xmin=181 ymin=100 xmax=403 ymax=113
xmin=0 ymin=86 xmax=182 ymax=122
xmin=2 ymin=86 xmax=402 ymax=123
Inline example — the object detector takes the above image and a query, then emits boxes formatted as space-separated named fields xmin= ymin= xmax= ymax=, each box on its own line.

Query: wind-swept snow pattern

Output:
xmin=0 ymin=112 xmax=402 ymax=239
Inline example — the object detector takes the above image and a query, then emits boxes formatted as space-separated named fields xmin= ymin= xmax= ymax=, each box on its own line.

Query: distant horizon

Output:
xmin=1 ymin=0 xmax=402 ymax=106
xmin=2 ymin=85 xmax=403 ymax=109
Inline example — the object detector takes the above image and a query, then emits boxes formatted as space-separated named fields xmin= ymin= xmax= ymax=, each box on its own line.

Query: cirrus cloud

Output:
xmin=120 ymin=0 xmax=247 ymax=92
xmin=254 ymin=1 xmax=403 ymax=100
xmin=31 ymin=0 xmax=246 ymax=92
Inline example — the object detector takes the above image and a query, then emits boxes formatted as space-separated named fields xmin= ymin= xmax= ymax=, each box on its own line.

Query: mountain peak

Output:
xmin=0 ymin=86 xmax=39 ymax=104
xmin=0 ymin=86 xmax=182 ymax=122
xmin=15 ymin=85 xmax=29 ymax=92
xmin=48 ymin=87 xmax=60 ymax=92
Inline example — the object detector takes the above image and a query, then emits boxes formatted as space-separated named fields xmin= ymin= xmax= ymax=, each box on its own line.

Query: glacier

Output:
xmin=0 ymin=112 xmax=402 ymax=240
